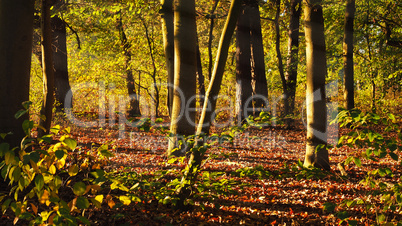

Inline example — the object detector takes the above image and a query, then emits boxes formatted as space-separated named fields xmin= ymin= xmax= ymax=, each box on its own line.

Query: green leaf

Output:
xmin=14 ymin=109 xmax=28 ymax=119
xmin=73 ymin=182 xmax=86 ymax=196
xmin=55 ymin=150 xmax=65 ymax=159
xmin=76 ymin=216 xmax=91 ymax=225
xmin=63 ymin=138 xmax=77 ymax=150
xmin=35 ymin=174 xmax=44 ymax=191
xmin=389 ymin=152 xmax=398 ymax=161
xmin=76 ymin=196 xmax=90 ymax=209
xmin=323 ymin=202 xmax=336 ymax=212
xmin=377 ymin=214 xmax=386 ymax=223
xmin=354 ymin=157 xmax=362 ymax=167
xmin=30 ymin=152 xmax=40 ymax=163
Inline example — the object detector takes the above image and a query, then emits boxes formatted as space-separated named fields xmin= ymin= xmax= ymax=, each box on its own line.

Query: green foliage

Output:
xmin=334 ymin=109 xmax=402 ymax=225
xmin=0 ymin=105 xmax=140 ymax=225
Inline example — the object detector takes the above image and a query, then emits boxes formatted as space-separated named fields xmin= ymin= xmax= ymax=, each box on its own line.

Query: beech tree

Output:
xmin=0 ymin=0 xmax=35 ymax=147
xmin=38 ymin=0 xmax=56 ymax=137
xmin=235 ymin=0 xmax=267 ymax=123
xmin=167 ymin=0 xmax=197 ymax=156
xmin=343 ymin=0 xmax=355 ymax=110
xmin=284 ymin=0 xmax=302 ymax=127
xmin=160 ymin=0 xmax=175 ymax=116
xmin=303 ymin=0 xmax=330 ymax=170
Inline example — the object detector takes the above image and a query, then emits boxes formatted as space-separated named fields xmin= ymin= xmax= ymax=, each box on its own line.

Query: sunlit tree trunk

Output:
xmin=160 ymin=0 xmax=175 ymax=117
xmin=118 ymin=16 xmax=141 ymax=117
xmin=167 ymin=0 xmax=197 ymax=156
xmin=0 ymin=0 xmax=35 ymax=147
xmin=284 ymin=0 xmax=302 ymax=128
xmin=176 ymin=0 xmax=242 ymax=210
xmin=196 ymin=0 xmax=242 ymax=135
xmin=343 ymin=0 xmax=355 ymax=110
xmin=38 ymin=0 xmax=55 ymax=137
xmin=303 ymin=0 xmax=330 ymax=170
xmin=249 ymin=0 xmax=268 ymax=116
xmin=235 ymin=3 xmax=253 ymax=123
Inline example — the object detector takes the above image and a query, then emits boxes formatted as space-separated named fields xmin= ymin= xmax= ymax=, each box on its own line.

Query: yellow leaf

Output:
xmin=119 ymin=196 xmax=131 ymax=205
xmin=49 ymin=165 xmax=56 ymax=175
xmin=68 ymin=165 xmax=79 ymax=177
xmin=39 ymin=190 xmax=50 ymax=205
xmin=56 ymin=158 xmax=65 ymax=170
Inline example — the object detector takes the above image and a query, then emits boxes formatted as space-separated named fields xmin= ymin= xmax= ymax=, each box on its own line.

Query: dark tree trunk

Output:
xmin=38 ymin=0 xmax=56 ymax=137
xmin=249 ymin=0 xmax=268 ymax=116
xmin=235 ymin=3 xmax=254 ymax=123
xmin=343 ymin=0 xmax=355 ymax=110
xmin=52 ymin=15 xmax=72 ymax=112
xmin=0 ymin=0 xmax=35 ymax=147
xmin=118 ymin=16 xmax=141 ymax=117
xmin=284 ymin=0 xmax=302 ymax=128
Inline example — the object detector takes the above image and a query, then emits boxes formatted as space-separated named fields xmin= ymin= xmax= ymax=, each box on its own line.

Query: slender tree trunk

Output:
xmin=196 ymin=0 xmax=242 ymax=135
xmin=235 ymin=3 xmax=253 ymax=123
xmin=176 ymin=0 xmax=242 ymax=210
xmin=38 ymin=0 xmax=56 ymax=137
xmin=0 ymin=0 xmax=35 ymax=147
xmin=207 ymin=0 xmax=220 ymax=79
xmin=118 ymin=16 xmax=141 ymax=117
xmin=343 ymin=0 xmax=355 ymax=110
xmin=196 ymin=37 xmax=205 ymax=98
xmin=167 ymin=0 xmax=197 ymax=156
xmin=249 ymin=0 xmax=268 ymax=116
xmin=303 ymin=0 xmax=330 ymax=170
xmin=275 ymin=0 xmax=286 ymax=100
xmin=160 ymin=0 xmax=175 ymax=117
xmin=284 ymin=0 xmax=302 ymax=128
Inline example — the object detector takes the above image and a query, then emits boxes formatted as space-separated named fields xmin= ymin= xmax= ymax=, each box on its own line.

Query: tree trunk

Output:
xmin=284 ymin=0 xmax=302 ymax=128
xmin=207 ymin=0 xmax=220 ymax=79
xmin=160 ymin=0 xmax=175 ymax=117
xmin=343 ymin=0 xmax=355 ymax=110
xmin=303 ymin=0 xmax=330 ymax=170
xmin=52 ymin=0 xmax=72 ymax=112
xmin=0 ymin=0 xmax=35 ymax=147
xmin=249 ymin=0 xmax=268 ymax=116
xmin=167 ymin=0 xmax=197 ymax=156
xmin=176 ymin=0 xmax=242 ymax=210
xmin=118 ymin=16 xmax=141 ymax=117
xmin=196 ymin=0 xmax=242 ymax=135
xmin=235 ymin=3 xmax=253 ymax=123
xmin=38 ymin=0 xmax=56 ymax=137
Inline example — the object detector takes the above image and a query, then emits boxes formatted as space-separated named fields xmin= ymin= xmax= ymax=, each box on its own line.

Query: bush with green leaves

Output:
xmin=0 ymin=102 xmax=140 ymax=225
xmin=325 ymin=109 xmax=402 ymax=225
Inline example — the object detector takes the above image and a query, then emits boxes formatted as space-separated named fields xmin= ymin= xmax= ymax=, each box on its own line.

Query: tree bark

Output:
xmin=0 ymin=0 xmax=35 ymax=147
xmin=303 ymin=0 xmax=330 ymax=170
xmin=52 ymin=0 xmax=72 ymax=112
xmin=235 ymin=3 xmax=253 ymax=123
xmin=249 ymin=0 xmax=268 ymax=116
xmin=196 ymin=0 xmax=242 ymax=135
xmin=284 ymin=0 xmax=302 ymax=128
xmin=343 ymin=0 xmax=355 ymax=110
xmin=160 ymin=0 xmax=175 ymax=117
xmin=118 ymin=16 xmax=141 ymax=117
xmin=167 ymin=0 xmax=197 ymax=156
xmin=38 ymin=0 xmax=56 ymax=137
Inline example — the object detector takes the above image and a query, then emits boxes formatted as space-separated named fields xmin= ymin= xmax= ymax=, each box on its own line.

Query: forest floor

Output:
xmin=2 ymin=116 xmax=402 ymax=225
